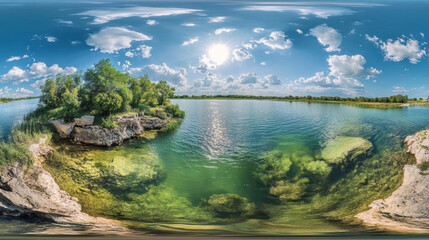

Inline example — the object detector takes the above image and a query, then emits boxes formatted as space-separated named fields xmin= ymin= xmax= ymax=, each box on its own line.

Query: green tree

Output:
xmin=156 ymin=81 xmax=175 ymax=106
xmin=40 ymin=78 xmax=58 ymax=108
xmin=61 ymin=88 xmax=80 ymax=121
xmin=93 ymin=91 xmax=123 ymax=114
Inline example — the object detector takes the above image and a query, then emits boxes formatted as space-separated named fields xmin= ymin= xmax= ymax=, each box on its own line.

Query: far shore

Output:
xmin=0 ymin=96 xmax=39 ymax=104
xmin=172 ymin=95 xmax=429 ymax=109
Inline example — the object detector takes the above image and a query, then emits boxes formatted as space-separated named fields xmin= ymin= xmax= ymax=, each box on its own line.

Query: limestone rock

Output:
xmin=141 ymin=117 xmax=167 ymax=130
xmin=50 ymin=120 xmax=75 ymax=138
xmin=321 ymin=136 xmax=373 ymax=166
xmin=404 ymin=130 xmax=429 ymax=164
xmin=74 ymin=115 xmax=95 ymax=127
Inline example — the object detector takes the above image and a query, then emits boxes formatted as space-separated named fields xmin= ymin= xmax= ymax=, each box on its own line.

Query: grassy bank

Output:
xmin=172 ymin=95 xmax=423 ymax=109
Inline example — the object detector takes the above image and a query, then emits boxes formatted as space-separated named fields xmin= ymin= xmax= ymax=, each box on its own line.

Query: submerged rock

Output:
xmin=321 ymin=136 xmax=373 ymax=166
xmin=269 ymin=178 xmax=309 ymax=201
xmin=205 ymin=193 xmax=255 ymax=218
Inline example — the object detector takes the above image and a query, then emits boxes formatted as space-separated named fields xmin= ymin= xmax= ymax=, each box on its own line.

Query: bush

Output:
xmin=101 ymin=116 xmax=118 ymax=129
xmin=165 ymin=104 xmax=185 ymax=118
xmin=94 ymin=91 xmax=123 ymax=115
xmin=61 ymin=88 xmax=80 ymax=121
xmin=161 ymin=120 xmax=181 ymax=133
xmin=138 ymin=103 xmax=150 ymax=113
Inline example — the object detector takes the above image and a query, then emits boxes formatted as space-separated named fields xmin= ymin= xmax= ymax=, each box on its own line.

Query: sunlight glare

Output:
xmin=208 ymin=44 xmax=229 ymax=65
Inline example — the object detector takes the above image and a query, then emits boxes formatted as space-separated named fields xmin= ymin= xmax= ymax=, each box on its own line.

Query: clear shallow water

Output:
xmin=3 ymin=99 xmax=429 ymax=236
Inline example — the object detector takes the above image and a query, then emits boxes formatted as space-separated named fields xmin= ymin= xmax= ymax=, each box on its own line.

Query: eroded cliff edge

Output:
xmin=0 ymin=137 xmax=130 ymax=235
xmin=356 ymin=129 xmax=429 ymax=232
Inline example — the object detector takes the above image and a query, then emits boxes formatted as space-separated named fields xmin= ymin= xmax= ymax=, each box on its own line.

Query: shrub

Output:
xmin=100 ymin=116 xmax=118 ymax=129
xmin=61 ymin=88 xmax=80 ymax=121
xmin=138 ymin=103 xmax=150 ymax=113
xmin=94 ymin=91 xmax=123 ymax=115
xmin=165 ymin=104 xmax=185 ymax=118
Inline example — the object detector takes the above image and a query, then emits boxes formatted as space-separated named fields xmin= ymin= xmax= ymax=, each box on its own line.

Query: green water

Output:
xmin=3 ymin=99 xmax=429 ymax=236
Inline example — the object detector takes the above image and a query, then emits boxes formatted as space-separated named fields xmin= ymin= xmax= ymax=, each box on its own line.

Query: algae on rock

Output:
xmin=321 ymin=136 xmax=373 ymax=166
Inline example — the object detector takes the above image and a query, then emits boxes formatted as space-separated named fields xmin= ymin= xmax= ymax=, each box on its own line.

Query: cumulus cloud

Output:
xmin=367 ymin=35 xmax=426 ymax=64
xmin=392 ymin=86 xmax=408 ymax=94
xmin=146 ymin=19 xmax=158 ymax=25
xmin=294 ymin=54 xmax=380 ymax=95
xmin=190 ymin=55 xmax=217 ymax=73
xmin=1 ymin=62 xmax=77 ymax=83
xmin=232 ymin=48 xmax=253 ymax=61
xmin=253 ymin=28 xmax=265 ymax=33
xmin=209 ymin=16 xmax=226 ymax=23
xmin=310 ymin=24 xmax=342 ymax=52
xmin=263 ymin=74 xmax=282 ymax=85
xmin=86 ymin=27 xmax=152 ymax=53
xmin=239 ymin=73 xmax=259 ymax=84
xmin=77 ymin=7 xmax=201 ymax=24
xmin=256 ymin=31 xmax=292 ymax=50
xmin=214 ymin=28 xmax=236 ymax=35
xmin=125 ymin=45 xmax=152 ymax=58
xmin=16 ymin=87 xmax=34 ymax=94
xmin=128 ymin=63 xmax=187 ymax=86
xmin=182 ymin=37 xmax=199 ymax=46
xmin=56 ymin=19 xmax=73 ymax=25
xmin=296 ymin=29 xmax=303 ymax=34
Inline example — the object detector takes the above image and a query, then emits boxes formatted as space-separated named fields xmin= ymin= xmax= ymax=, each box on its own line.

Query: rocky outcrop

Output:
xmin=0 ymin=137 xmax=129 ymax=234
xmin=321 ymin=136 xmax=373 ymax=166
xmin=356 ymin=130 xmax=429 ymax=232
xmin=50 ymin=120 xmax=75 ymax=138
xmin=52 ymin=113 xmax=170 ymax=146
xmin=74 ymin=115 xmax=94 ymax=127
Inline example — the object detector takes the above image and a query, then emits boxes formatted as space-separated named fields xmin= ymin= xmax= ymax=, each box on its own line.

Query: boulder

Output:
xmin=205 ymin=193 xmax=255 ymax=218
xmin=72 ymin=126 xmax=128 ymax=146
xmin=50 ymin=120 xmax=75 ymax=138
xmin=321 ymin=136 xmax=373 ymax=166
xmin=404 ymin=130 xmax=429 ymax=164
xmin=74 ymin=115 xmax=95 ymax=127
xmin=141 ymin=117 xmax=166 ymax=130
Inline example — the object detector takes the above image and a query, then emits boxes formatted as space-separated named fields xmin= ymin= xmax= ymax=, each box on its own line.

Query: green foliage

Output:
xmin=161 ymin=120 xmax=181 ymax=133
xmin=61 ymin=88 xmax=80 ymax=121
xmin=165 ymin=104 xmax=185 ymax=118
xmin=93 ymin=91 xmax=123 ymax=115
xmin=137 ymin=103 xmax=150 ymax=112
xmin=156 ymin=80 xmax=175 ymax=106
xmin=204 ymin=193 xmax=256 ymax=218
xmin=100 ymin=116 xmax=118 ymax=129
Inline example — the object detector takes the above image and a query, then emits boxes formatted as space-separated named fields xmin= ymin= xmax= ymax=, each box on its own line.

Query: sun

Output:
xmin=208 ymin=44 xmax=230 ymax=65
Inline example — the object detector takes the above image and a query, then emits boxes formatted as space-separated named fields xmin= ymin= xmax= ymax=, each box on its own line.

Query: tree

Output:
xmin=40 ymin=78 xmax=58 ymax=108
xmin=61 ymin=88 xmax=80 ymax=121
xmin=156 ymin=81 xmax=175 ymax=106
xmin=93 ymin=91 xmax=123 ymax=114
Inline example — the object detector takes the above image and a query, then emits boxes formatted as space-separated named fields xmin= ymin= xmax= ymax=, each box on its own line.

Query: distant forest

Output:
xmin=172 ymin=94 xmax=414 ymax=103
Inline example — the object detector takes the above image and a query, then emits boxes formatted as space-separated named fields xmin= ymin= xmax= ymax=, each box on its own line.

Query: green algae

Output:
xmin=204 ymin=193 xmax=256 ymax=218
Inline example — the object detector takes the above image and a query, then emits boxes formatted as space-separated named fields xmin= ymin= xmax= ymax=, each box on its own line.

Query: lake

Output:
xmin=2 ymin=99 xmax=429 ymax=237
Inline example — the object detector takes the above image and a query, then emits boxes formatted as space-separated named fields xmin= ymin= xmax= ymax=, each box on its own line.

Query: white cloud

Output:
xmin=296 ymin=29 xmax=303 ymax=34
xmin=182 ymin=37 xmax=199 ymax=46
xmin=294 ymin=54 xmax=380 ymax=95
xmin=182 ymin=23 xmax=195 ymax=27
xmin=128 ymin=63 xmax=187 ymax=86
xmin=146 ymin=19 xmax=158 ymax=25
xmin=190 ymin=55 xmax=217 ymax=73
xmin=209 ymin=16 xmax=226 ymax=23
xmin=6 ymin=56 xmax=21 ymax=62
xmin=256 ymin=31 xmax=292 ymax=50
xmin=46 ymin=36 xmax=57 ymax=42
xmin=77 ymin=7 xmax=201 ymax=24
xmin=261 ymin=61 xmax=267 ymax=66
xmin=215 ymin=28 xmax=236 ymax=35
xmin=1 ymin=62 xmax=77 ymax=83
xmin=310 ymin=24 xmax=342 ymax=52
xmin=239 ymin=73 xmax=259 ymax=84
xmin=232 ymin=48 xmax=253 ymax=61
xmin=392 ymin=86 xmax=408 ymax=94
xmin=253 ymin=28 xmax=265 ymax=33
xmin=86 ymin=27 xmax=152 ymax=53
xmin=241 ymin=5 xmax=355 ymax=19
xmin=56 ymin=19 xmax=73 ymax=25
xmin=125 ymin=45 xmax=152 ymax=58
xmin=263 ymin=74 xmax=282 ymax=85
xmin=367 ymin=35 xmax=426 ymax=63
xmin=71 ymin=40 xmax=81 ymax=45
xmin=16 ymin=87 xmax=34 ymax=94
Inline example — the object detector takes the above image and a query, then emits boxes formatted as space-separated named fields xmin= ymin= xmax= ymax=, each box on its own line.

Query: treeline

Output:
xmin=39 ymin=59 xmax=184 ymax=122
xmin=0 ymin=96 xmax=38 ymax=103
xmin=172 ymin=94 xmax=410 ymax=103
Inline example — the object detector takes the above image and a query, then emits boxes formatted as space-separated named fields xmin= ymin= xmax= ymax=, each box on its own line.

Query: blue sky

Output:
xmin=0 ymin=0 xmax=428 ymax=98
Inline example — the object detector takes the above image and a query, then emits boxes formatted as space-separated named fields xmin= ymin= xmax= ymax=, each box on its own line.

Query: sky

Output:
xmin=0 ymin=0 xmax=428 ymax=98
